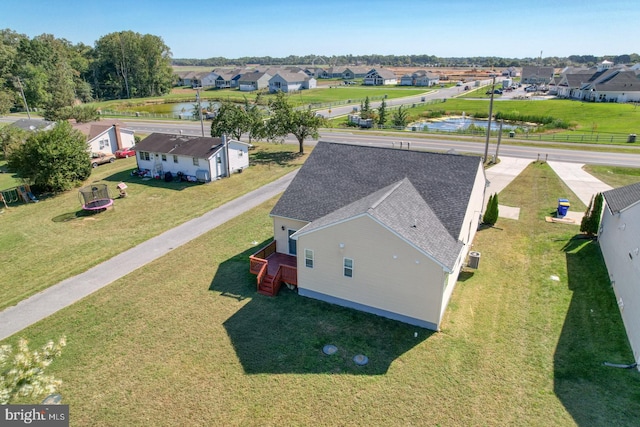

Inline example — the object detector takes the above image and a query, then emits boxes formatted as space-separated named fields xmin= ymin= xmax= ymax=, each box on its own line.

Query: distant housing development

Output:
xmin=173 ymin=60 xmax=640 ymax=102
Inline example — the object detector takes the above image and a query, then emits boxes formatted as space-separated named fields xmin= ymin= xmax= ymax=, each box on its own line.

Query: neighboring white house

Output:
xmin=599 ymin=181 xmax=640 ymax=369
xmin=268 ymin=72 xmax=316 ymax=93
xmin=400 ymin=70 xmax=440 ymax=87
xmin=133 ymin=133 xmax=250 ymax=182
xmin=86 ymin=124 xmax=135 ymax=155
xmin=238 ymin=71 xmax=272 ymax=92
xmin=363 ymin=68 xmax=398 ymax=86
xmin=251 ymin=141 xmax=486 ymax=330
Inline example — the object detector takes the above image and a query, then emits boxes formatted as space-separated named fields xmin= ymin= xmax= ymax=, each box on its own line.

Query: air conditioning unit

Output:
xmin=468 ymin=251 xmax=481 ymax=269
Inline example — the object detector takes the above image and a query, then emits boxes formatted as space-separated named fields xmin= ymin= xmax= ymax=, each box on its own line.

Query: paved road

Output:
xmin=0 ymin=171 xmax=298 ymax=340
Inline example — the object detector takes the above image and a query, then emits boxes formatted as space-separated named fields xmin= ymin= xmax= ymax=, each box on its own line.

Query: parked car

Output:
xmin=525 ymin=86 xmax=537 ymax=92
xmin=90 ymin=152 xmax=116 ymax=167
xmin=115 ymin=147 xmax=136 ymax=158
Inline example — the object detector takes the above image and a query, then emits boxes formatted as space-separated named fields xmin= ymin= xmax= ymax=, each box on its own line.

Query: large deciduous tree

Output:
xmin=92 ymin=31 xmax=173 ymax=99
xmin=267 ymin=91 xmax=325 ymax=154
xmin=8 ymin=121 xmax=91 ymax=192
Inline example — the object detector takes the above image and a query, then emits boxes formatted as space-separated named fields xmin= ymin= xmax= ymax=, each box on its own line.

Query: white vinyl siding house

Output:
xmin=86 ymin=124 xmax=135 ymax=155
xmin=133 ymin=133 xmax=250 ymax=182
xmin=363 ymin=68 xmax=398 ymax=86
xmin=268 ymin=72 xmax=316 ymax=93
xmin=599 ymin=182 xmax=640 ymax=369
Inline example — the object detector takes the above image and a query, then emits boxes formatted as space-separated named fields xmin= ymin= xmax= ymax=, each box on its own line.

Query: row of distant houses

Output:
xmin=175 ymin=67 xmax=411 ymax=92
xmin=518 ymin=61 xmax=640 ymax=103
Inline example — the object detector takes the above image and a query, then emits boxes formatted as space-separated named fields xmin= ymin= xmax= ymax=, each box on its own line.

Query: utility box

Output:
xmin=468 ymin=251 xmax=481 ymax=269
xmin=557 ymin=198 xmax=570 ymax=217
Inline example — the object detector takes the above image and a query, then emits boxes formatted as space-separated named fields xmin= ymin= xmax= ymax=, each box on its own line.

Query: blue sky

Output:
xmin=2 ymin=0 xmax=637 ymax=59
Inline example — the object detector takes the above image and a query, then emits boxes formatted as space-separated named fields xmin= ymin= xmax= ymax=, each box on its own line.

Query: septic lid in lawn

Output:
xmin=323 ymin=344 xmax=338 ymax=355
xmin=353 ymin=354 xmax=369 ymax=366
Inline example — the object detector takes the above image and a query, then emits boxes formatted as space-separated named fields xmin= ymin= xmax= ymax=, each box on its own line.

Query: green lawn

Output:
xmin=407 ymin=98 xmax=640 ymax=134
xmin=0 ymin=143 xmax=306 ymax=311
xmin=2 ymin=161 xmax=638 ymax=426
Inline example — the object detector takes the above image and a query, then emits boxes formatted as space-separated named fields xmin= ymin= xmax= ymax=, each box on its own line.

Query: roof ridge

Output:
xmin=370 ymin=178 xmax=408 ymax=210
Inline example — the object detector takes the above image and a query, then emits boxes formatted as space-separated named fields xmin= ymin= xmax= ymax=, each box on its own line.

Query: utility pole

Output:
xmin=196 ymin=87 xmax=205 ymax=137
xmin=483 ymin=73 xmax=496 ymax=163
xmin=495 ymin=120 xmax=503 ymax=162
xmin=16 ymin=77 xmax=31 ymax=119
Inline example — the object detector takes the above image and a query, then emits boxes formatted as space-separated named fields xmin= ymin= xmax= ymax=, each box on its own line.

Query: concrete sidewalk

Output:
xmin=547 ymin=161 xmax=613 ymax=206
xmin=483 ymin=157 xmax=613 ymax=222
xmin=0 ymin=171 xmax=298 ymax=341
xmin=484 ymin=157 xmax=532 ymax=219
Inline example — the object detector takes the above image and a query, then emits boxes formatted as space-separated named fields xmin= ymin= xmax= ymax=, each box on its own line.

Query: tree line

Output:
xmin=0 ymin=29 xmax=175 ymax=118
xmin=173 ymin=53 xmax=640 ymax=69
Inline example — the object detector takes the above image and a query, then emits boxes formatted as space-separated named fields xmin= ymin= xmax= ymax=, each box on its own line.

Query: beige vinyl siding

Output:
xmin=271 ymin=216 xmax=309 ymax=254
xmin=297 ymin=215 xmax=446 ymax=326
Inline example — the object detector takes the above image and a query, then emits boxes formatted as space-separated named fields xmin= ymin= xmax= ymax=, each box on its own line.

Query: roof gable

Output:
xmin=295 ymin=178 xmax=462 ymax=270
xmin=271 ymin=141 xmax=483 ymax=239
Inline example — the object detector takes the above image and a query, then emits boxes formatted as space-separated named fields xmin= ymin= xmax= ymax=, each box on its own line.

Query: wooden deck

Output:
xmin=266 ymin=252 xmax=297 ymax=276
xmin=249 ymin=241 xmax=298 ymax=296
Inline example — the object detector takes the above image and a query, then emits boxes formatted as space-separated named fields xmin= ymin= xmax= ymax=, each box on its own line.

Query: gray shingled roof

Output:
xmin=271 ymin=141 xmax=483 ymax=240
xmin=133 ymin=133 xmax=223 ymax=159
xmin=294 ymin=178 xmax=463 ymax=270
xmin=603 ymin=181 xmax=640 ymax=214
xmin=10 ymin=118 xmax=55 ymax=131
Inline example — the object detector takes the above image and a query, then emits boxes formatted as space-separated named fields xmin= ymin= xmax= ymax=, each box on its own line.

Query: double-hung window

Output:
xmin=343 ymin=258 xmax=353 ymax=278
xmin=304 ymin=249 xmax=314 ymax=268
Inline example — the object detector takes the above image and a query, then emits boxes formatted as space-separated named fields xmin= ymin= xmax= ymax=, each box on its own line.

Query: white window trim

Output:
xmin=304 ymin=249 xmax=314 ymax=268
xmin=343 ymin=257 xmax=353 ymax=278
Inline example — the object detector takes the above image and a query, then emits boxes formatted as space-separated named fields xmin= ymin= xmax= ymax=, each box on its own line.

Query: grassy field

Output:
xmin=0 ymin=143 xmax=307 ymax=311
xmin=3 ymin=161 xmax=638 ymax=426
xmin=584 ymin=165 xmax=640 ymax=187
xmin=405 ymin=98 xmax=640 ymax=135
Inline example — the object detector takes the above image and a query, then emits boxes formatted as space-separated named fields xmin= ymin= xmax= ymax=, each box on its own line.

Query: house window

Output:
xmin=217 ymin=156 xmax=222 ymax=163
xmin=173 ymin=155 xmax=178 ymax=163
xmin=141 ymin=151 xmax=150 ymax=161
xmin=193 ymin=158 xmax=199 ymax=166
xmin=305 ymin=249 xmax=314 ymax=268
xmin=238 ymin=150 xmax=243 ymax=157
xmin=99 ymin=139 xmax=109 ymax=150
xmin=161 ymin=154 xmax=167 ymax=161
xmin=343 ymin=258 xmax=353 ymax=278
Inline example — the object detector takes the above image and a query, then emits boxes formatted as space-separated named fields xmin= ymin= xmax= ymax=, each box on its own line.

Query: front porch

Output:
xmin=249 ymin=241 xmax=298 ymax=296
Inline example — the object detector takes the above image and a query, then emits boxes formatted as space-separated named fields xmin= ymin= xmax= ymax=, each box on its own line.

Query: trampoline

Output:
xmin=79 ymin=184 xmax=113 ymax=212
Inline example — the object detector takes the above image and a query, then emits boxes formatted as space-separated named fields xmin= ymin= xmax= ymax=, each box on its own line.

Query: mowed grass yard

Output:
xmin=407 ymin=98 xmax=640 ymax=135
xmin=0 ymin=143 xmax=306 ymax=311
xmin=3 ymin=160 xmax=639 ymax=426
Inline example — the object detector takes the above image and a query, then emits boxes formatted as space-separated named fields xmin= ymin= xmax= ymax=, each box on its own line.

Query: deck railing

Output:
xmin=280 ymin=265 xmax=298 ymax=286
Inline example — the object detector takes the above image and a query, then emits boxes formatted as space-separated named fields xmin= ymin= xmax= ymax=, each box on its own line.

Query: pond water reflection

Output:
xmin=413 ymin=116 xmax=523 ymax=132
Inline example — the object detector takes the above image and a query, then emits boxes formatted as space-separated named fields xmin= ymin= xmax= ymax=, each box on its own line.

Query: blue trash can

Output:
xmin=557 ymin=198 xmax=570 ymax=217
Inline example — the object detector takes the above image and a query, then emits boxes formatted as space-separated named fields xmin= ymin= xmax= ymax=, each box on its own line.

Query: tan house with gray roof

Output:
xmin=250 ymin=142 xmax=486 ymax=330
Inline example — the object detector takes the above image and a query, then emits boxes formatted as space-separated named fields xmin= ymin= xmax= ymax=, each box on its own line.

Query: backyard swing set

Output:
xmin=0 ymin=184 xmax=38 ymax=208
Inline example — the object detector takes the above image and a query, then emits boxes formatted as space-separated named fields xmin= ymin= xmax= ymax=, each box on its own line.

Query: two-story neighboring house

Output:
xmin=250 ymin=142 xmax=486 ymax=331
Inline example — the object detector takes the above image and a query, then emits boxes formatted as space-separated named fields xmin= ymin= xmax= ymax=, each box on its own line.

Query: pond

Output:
xmin=412 ymin=116 xmax=523 ymax=132
xmin=126 ymin=101 xmax=220 ymax=118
